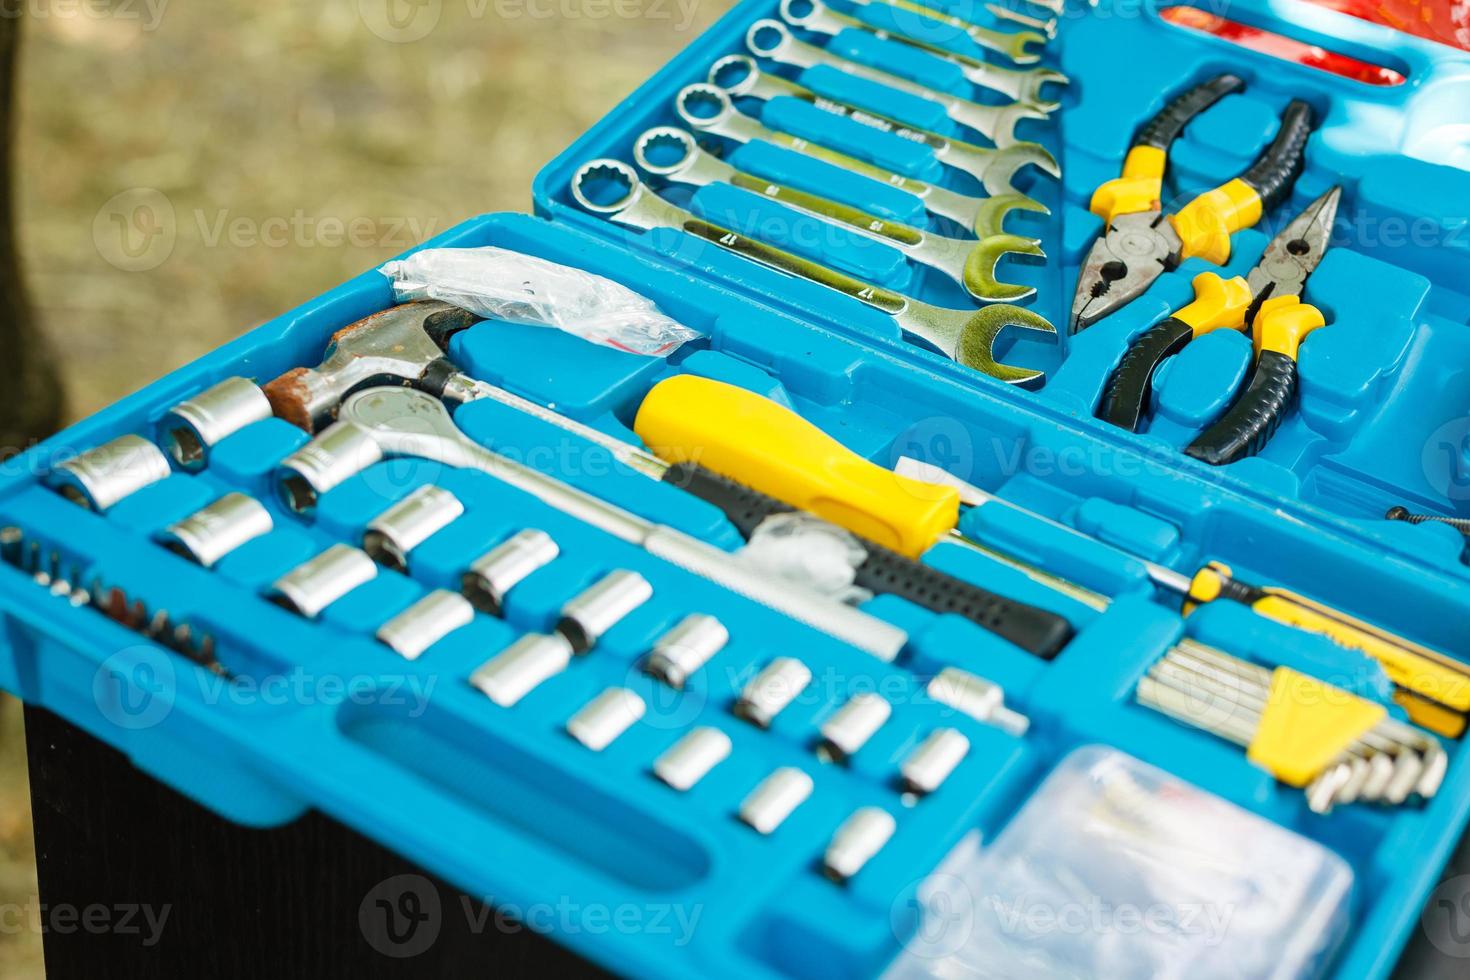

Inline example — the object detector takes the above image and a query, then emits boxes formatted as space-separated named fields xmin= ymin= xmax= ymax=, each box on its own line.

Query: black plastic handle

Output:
xmin=1185 ymin=349 xmax=1299 ymax=465
xmin=1135 ymin=74 xmax=1246 ymax=151
xmin=1097 ymin=317 xmax=1195 ymax=432
xmin=664 ymin=462 xmax=1075 ymax=659
xmin=1241 ymin=99 xmax=1315 ymax=213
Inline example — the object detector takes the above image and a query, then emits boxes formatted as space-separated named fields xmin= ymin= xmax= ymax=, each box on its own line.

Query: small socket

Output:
xmin=739 ymin=767 xmax=813 ymax=835
xmin=818 ymin=693 xmax=891 ymax=764
xmin=556 ymin=570 xmax=653 ymax=653
xmin=52 ymin=435 xmax=171 ymax=511
xmin=376 ymin=589 xmax=476 ymax=660
xmin=566 ymin=687 xmax=646 ymax=751
xmin=158 ymin=492 xmax=274 ymax=568
xmin=275 ymin=421 xmax=384 ymax=514
xmin=644 ymin=614 xmax=728 ymax=689
xmin=823 ymin=807 xmax=896 ymax=884
xmin=652 ymin=727 xmax=732 ymax=791
xmin=899 ymin=729 xmax=970 ymax=797
xmin=469 ymin=633 xmax=574 ymax=707
xmin=734 ymin=657 xmax=811 ymax=729
xmin=461 ymin=529 xmax=560 ymax=615
xmin=160 ymin=377 xmax=271 ymax=471
xmin=267 ymin=544 xmax=378 ymax=618
xmin=363 ymin=485 xmax=465 ymax=572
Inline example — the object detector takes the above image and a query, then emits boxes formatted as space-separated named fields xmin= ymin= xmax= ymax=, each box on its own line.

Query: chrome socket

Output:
xmin=652 ymin=726 xmax=732 ymax=791
xmin=160 ymin=377 xmax=271 ymax=471
xmin=734 ymin=657 xmax=811 ymax=729
xmin=823 ymin=807 xmax=896 ymax=883
xmin=275 ymin=421 xmax=385 ymax=514
xmin=363 ymin=485 xmax=465 ymax=572
xmin=52 ymin=435 xmax=171 ymax=511
xmin=739 ymin=767 xmax=814 ymax=834
xmin=818 ymin=692 xmax=891 ymax=763
xmin=461 ymin=529 xmax=560 ymax=614
xmin=644 ymin=613 xmax=729 ymax=689
xmin=566 ymin=687 xmax=646 ymax=751
xmin=376 ymin=589 xmax=475 ymax=660
xmin=469 ymin=632 xmax=574 ymax=707
xmin=556 ymin=569 xmax=653 ymax=653
xmin=267 ymin=544 xmax=378 ymax=618
xmin=900 ymin=728 xmax=970 ymax=796
xmin=158 ymin=492 xmax=274 ymax=568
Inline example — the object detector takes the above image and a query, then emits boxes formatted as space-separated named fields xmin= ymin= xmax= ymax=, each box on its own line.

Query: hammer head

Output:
xmin=263 ymin=300 xmax=482 ymax=432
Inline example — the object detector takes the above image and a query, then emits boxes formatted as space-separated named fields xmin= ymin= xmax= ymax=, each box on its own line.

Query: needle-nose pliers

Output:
xmin=1071 ymin=76 xmax=1315 ymax=334
xmin=1096 ymin=186 xmax=1341 ymax=465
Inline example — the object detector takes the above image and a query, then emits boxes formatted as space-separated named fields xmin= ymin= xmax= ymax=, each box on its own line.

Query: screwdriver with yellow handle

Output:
xmin=465 ymin=372 xmax=1074 ymax=658
xmin=634 ymin=375 xmax=1470 ymax=738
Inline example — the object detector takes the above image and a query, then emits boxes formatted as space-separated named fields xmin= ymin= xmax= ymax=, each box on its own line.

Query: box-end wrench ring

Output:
xmin=570 ymin=158 xmax=1055 ymax=386
xmin=708 ymin=54 xmax=1059 ymax=186
xmin=676 ymin=83 xmax=1042 ymax=238
xmin=633 ymin=126 xmax=1041 ymax=303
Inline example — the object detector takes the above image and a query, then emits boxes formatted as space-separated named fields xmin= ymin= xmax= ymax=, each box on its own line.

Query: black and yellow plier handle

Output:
xmin=1072 ymin=80 xmax=1316 ymax=333
xmin=1097 ymin=187 xmax=1342 ymax=465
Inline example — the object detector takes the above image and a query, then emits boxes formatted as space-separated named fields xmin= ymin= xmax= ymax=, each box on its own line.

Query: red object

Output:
xmin=1161 ymin=7 xmax=1410 ymax=84
xmin=1304 ymin=0 xmax=1470 ymax=52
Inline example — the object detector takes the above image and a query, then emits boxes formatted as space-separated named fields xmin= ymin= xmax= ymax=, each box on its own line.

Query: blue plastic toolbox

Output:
xmin=3 ymin=0 xmax=1469 ymax=976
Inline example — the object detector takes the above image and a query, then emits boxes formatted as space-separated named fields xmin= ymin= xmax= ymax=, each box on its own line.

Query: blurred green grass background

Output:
xmin=4 ymin=0 xmax=729 ymax=971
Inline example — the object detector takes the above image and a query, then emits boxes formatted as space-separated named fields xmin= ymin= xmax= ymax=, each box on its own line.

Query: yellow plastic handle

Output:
xmin=1248 ymin=667 xmax=1386 ymax=788
xmin=1250 ymin=594 xmax=1470 ymax=711
xmin=1169 ymin=177 xmax=1263 ymax=265
xmin=1173 ymin=271 xmax=1255 ymax=336
xmin=1089 ymin=145 xmax=1166 ymax=225
xmin=1252 ymin=294 xmax=1327 ymax=360
xmin=634 ymin=375 xmax=960 ymax=558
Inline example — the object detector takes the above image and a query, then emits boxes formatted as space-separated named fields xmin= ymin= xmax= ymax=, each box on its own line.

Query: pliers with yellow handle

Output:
xmin=1097 ymin=187 xmax=1340 ymax=465
xmin=1070 ymin=81 xmax=1315 ymax=334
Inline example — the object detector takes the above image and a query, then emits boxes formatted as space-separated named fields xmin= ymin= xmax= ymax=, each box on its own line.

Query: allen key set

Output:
xmin=2 ymin=1 xmax=1468 ymax=977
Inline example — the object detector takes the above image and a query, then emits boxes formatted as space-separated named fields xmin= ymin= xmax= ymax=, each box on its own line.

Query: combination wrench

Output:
xmin=749 ymin=18 xmax=1064 ymax=115
xmin=570 ymin=158 xmax=1057 ymax=386
xmin=795 ymin=0 xmax=1046 ymax=66
xmin=676 ymin=84 xmax=1042 ymax=237
xmin=708 ymin=54 xmax=1058 ymax=183
xmin=633 ymin=126 xmax=1041 ymax=303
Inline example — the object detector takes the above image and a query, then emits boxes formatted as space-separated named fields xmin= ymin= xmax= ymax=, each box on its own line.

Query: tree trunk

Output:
xmin=0 ymin=11 xmax=64 ymax=455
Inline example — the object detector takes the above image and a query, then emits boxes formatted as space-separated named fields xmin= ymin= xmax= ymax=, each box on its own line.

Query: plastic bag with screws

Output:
xmin=885 ymin=746 xmax=1353 ymax=980
xmin=739 ymin=512 xmax=872 ymax=604
xmin=380 ymin=246 xmax=703 ymax=356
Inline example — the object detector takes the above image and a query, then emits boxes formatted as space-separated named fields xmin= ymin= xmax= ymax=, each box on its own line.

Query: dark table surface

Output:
xmin=22 ymin=705 xmax=1470 ymax=978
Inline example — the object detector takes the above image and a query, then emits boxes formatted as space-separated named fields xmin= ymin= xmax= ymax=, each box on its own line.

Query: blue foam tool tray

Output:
xmin=2 ymin=0 xmax=1469 ymax=977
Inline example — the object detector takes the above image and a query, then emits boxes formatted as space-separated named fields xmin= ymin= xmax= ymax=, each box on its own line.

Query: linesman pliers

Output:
xmin=1097 ymin=186 xmax=1341 ymax=465
xmin=1070 ymin=74 xmax=1315 ymax=333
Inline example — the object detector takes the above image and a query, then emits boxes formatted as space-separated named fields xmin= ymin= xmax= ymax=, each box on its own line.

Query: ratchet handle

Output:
xmin=1185 ymin=349 xmax=1298 ymax=465
xmin=1136 ymin=73 xmax=1245 ymax=150
xmin=1097 ymin=317 xmax=1194 ymax=433
xmin=1242 ymin=99 xmax=1315 ymax=213
xmin=667 ymin=462 xmax=1074 ymax=659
